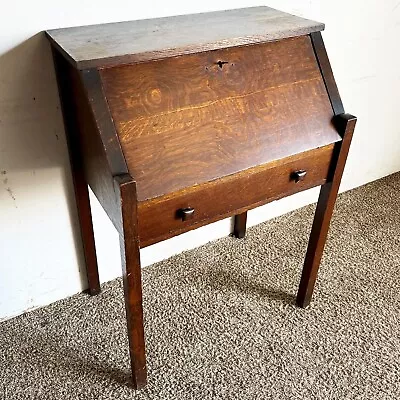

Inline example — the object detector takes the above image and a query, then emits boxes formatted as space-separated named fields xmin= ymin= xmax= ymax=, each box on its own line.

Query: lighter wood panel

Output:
xmin=101 ymin=36 xmax=340 ymax=201
xmin=101 ymin=36 xmax=321 ymax=121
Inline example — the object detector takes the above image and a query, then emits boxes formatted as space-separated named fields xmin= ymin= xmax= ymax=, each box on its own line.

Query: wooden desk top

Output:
xmin=46 ymin=7 xmax=324 ymax=69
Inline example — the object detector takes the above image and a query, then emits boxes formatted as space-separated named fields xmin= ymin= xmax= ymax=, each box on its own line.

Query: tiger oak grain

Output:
xmin=46 ymin=7 xmax=324 ymax=69
xmin=101 ymin=36 xmax=340 ymax=201
xmin=47 ymin=7 xmax=356 ymax=389
xmin=138 ymin=145 xmax=335 ymax=247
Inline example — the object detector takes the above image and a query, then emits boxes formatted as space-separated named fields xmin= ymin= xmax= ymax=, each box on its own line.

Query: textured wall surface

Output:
xmin=1 ymin=0 xmax=399 ymax=319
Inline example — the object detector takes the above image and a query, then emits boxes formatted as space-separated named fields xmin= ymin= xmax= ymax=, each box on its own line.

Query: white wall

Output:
xmin=1 ymin=1 xmax=399 ymax=320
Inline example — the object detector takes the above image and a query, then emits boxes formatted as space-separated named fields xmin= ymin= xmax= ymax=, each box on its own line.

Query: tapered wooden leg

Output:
xmin=234 ymin=212 xmax=247 ymax=238
xmin=52 ymin=49 xmax=100 ymax=295
xmin=71 ymin=168 xmax=101 ymax=295
xmin=115 ymin=175 xmax=147 ymax=389
xmin=296 ymin=114 xmax=356 ymax=308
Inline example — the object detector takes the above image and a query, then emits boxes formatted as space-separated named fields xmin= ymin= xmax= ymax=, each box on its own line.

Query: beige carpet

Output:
xmin=1 ymin=173 xmax=400 ymax=399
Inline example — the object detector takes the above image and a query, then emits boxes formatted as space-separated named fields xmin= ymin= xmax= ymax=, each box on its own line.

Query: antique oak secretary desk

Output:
xmin=46 ymin=7 xmax=356 ymax=389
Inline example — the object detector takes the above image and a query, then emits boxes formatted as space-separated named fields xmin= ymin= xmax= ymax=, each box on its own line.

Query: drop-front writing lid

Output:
xmin=101 ymin=36 xmax=341 ymax=201
xmin=45 ymin=6 xmax=324 ymax=69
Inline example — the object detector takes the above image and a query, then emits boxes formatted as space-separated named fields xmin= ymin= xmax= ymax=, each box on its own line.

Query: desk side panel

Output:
xmin=54 ymin=50 xmax=123 ymax=232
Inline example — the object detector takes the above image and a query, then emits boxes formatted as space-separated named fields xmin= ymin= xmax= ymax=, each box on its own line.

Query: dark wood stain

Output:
xmin=47 ymin=7 xmax=356 ymax=389
xmin=115 ymin=175 xmax=147 ymax=389
xmin=45 ymin=7 xmax=324 ymax=69
xmin=310 ymin=32 xmax=345 ymax=116
xmin=138 ymin=145 xmax=334 ymax=247
xmin=294 ymin=31 xmax=356 ymax=308
xmin=101 ymin=36 xmax=340 ymax=201
xmin=80 ymin=69 xmax=128 ymax=176
xmin=64 ymin=66 xmax=123 ymax=233
xmin=52 ymin=49 xmax=101 ymax=295
xmin=234 ymin=212 xmax=248 ymax=239
xmin=296 ymin=114 xmax=356 ymax=307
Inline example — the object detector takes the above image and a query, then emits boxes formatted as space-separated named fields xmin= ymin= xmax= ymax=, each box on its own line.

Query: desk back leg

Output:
xmin=70 ymin=161 xmax=101 ymax=296
xmin=52 ymin=49 xmax=101 ymax=296
xmin=234 ymin=212 xmax=248 ymax=238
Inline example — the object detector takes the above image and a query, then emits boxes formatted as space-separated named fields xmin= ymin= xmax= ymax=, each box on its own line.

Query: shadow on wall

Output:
xmin=0 ymin=33 xmax=87 ymax=288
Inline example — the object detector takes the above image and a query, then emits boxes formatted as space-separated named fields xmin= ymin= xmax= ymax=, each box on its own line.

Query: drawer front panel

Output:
xmin=137 ymin=144 xmax=335 ymax=247
xmin=100 ymin=36 xmax=340 ymax=201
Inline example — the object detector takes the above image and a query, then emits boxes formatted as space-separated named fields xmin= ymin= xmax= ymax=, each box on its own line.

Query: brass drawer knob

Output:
xmin=292 ymin=170 xmax=307 ymax=183
xmin=179 ymin=207 xmax=195 ymax=221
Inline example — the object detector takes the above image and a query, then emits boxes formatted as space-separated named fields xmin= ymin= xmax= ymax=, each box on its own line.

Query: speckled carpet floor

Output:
xmin=1 ymin=173 xmax=400 ymax=399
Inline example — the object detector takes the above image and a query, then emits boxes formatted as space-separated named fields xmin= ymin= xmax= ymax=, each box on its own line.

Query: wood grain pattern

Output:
xmin=310 ymin=32 xmax=344 ymax=115
xmin=138 ymin=145 xmax=335 ymax=248
xmin=52 ymin=49 xmax=101 ymax=295
xmin=46 ymin=6 xmax=355 ymax=389
xmin=296 ymin=114 xmax=356 ymax=308
xmin=115 ymin=175 xmax=147 ymax=389
xmin=62 ymin=66 xmax=124 ymax=234
xmin=294 ymin=31 xmax=356 ymax=307
xmin=45 ymin=7 xmax=324 ymax=69
xmin=80 ymin=69 xmax=128 ymax=176
xmin=101 ymin=36 xmax=340 ymax=201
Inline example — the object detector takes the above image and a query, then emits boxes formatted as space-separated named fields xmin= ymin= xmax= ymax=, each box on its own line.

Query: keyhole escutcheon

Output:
xmin=216 ymin=60 xmax=229 ymax=69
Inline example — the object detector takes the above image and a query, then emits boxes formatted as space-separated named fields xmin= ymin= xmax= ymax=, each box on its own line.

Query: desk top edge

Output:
xmin=46 ymin=7 xmax=324 ymax=69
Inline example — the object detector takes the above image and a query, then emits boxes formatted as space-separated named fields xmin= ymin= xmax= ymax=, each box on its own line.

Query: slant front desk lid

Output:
xmin=47 ymin=7 xmax=340 ymax=202
xmin=100 ymin=36 xmax=341 ymax=201
xmin=46 ymin=6 xmax=324 ymax=69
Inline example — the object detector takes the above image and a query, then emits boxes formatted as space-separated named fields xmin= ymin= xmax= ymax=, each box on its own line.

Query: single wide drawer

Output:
xmin=137 ymin=144 xmax=336 ymax=247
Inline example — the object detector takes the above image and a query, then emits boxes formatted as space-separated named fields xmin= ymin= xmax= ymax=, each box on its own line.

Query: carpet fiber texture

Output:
xmin=1 ymin=173 xmax=400 ymax=399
